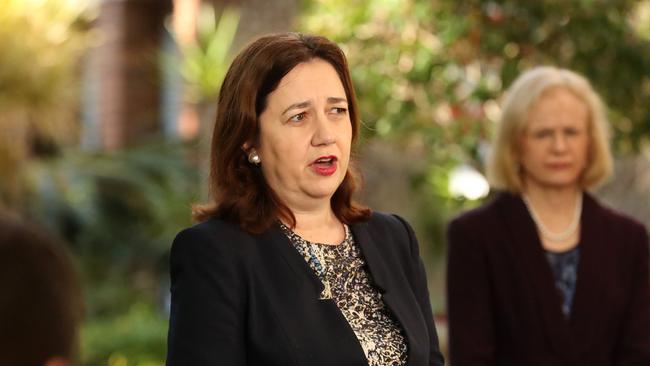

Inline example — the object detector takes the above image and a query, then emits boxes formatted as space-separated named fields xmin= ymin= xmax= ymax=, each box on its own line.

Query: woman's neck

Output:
xmin=523 ymin=184 xmax=581 ymax=212
xmin=284 ymin=204 xmax=344 ymax=245
xmin=521 ymin=181 xmax=583 ymax=252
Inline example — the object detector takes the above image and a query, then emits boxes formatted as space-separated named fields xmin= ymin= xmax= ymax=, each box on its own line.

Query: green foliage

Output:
xmin=451 ymin=0 xmax=650 ymax=153
xmin=0 ymin=0 xmax=93 ymax=209
xmin=23 ymin=141 xmax=199 ymax=364
xmin=26 ymin=141 xmax=198 ymax=315
xmin=81 ymin=303 xmax=167 ymax=366
xmin=631 ymin=1 xmax=650 ymax=41
xmin=302 ymin=0 xmax=650 ymax=154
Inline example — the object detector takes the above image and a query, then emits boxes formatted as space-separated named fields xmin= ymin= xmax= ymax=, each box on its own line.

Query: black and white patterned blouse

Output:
xmin=279 ymin=222 xmax=408 ymax=366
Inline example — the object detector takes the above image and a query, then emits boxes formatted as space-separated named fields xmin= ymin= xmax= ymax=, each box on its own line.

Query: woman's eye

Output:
xmin=533 ymin=130 xmax=552 ymax=139
xmin=289 ymin=112 xmax=306 ymax=123
xmin=565 ymin=128 xmax=580 ymax=136
xmin=331 ymin=107 xmax=347 ymax=114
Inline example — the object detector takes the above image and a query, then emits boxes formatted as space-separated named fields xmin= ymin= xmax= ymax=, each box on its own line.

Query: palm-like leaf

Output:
xmin=176 ymin=6 xmax=240 ymax=102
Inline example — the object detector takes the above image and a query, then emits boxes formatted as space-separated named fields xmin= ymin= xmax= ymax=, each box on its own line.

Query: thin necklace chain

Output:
xmin=522 ymin=192 xmax=583 ymax=242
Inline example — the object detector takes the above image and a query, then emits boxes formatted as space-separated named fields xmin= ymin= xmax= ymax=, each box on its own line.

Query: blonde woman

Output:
xmin=447 ymin=66 xmax=650 ymax=365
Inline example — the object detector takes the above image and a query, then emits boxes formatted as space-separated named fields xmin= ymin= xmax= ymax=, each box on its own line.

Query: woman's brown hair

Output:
xmin=193 ymin=32 xmax=371 ymax=233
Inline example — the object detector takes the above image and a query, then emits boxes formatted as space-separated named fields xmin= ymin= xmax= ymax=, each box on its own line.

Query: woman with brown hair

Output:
xmin=446 ymin=66 xmax=650 ymax=365
xmin=166 ymin=33 xmax=444 ymax=366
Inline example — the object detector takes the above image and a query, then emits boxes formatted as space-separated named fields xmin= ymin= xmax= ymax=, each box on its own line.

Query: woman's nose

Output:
xmin=312 ymin=114 xmax=336 ymax=146
xmin=551 ymin=133 xmax=568 ymax=152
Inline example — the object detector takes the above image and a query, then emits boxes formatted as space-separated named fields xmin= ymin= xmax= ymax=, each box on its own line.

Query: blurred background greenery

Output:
xmin=1 ymin=0 xmax=649 ymax=364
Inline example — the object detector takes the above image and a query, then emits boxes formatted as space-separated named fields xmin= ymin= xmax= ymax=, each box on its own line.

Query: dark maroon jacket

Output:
xmin=447 ymin=192 xmax=650 ymax=366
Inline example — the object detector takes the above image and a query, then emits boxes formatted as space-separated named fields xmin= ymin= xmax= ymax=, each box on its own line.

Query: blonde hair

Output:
xmin=486 ymin=66 xmax=613 ymax=192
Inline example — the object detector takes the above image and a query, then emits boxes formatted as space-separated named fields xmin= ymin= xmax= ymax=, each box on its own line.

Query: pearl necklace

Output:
xmin=522 ymin=193 xmax=582 ymax=242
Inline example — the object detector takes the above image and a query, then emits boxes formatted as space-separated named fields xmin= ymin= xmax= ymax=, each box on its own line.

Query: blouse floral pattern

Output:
xmin=280 ymin=222 xmax=408 ymax=366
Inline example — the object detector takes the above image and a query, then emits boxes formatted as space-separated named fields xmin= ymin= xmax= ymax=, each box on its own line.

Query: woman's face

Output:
xmin=518 ymin=87 xmax=590 ymax=191
xmin=255 ymin=58 xmax=352 ymax=211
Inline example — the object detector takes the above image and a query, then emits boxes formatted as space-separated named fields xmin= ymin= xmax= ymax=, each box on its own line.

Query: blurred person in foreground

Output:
xmin=165 ymin=32 xmax=444 ymax=366
xmin=446 ymin=66 xmax=650 ymax=365
xmin=0 ymin=214 xmax=82 ymax=366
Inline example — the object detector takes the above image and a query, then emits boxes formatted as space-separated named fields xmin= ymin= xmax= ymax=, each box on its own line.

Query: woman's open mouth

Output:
xmin=311 ymin=156 xmax=338 ymax=176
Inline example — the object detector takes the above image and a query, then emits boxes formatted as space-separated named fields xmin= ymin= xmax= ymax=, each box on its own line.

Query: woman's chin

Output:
xmin=302 ymin=183 xmax=341 ymax=201
xmin=525 ymin=176 xmax=581 ymax=191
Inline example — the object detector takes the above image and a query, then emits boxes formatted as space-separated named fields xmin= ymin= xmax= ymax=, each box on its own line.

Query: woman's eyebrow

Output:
xmin=327 ymin=97 xmax=347 ymax=104
xmin=282 ymin=100 xmax=311 ymax=115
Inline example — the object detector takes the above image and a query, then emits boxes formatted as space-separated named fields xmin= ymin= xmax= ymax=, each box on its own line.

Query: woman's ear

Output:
xmin=242 ymin=142 xmax=261 ymax=165
xmin=242 ymin=141 xmax=254 ymax=153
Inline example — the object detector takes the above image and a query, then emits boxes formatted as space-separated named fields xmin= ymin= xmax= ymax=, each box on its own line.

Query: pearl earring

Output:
xmin=248 ymin=150 xmax=261 ymax=165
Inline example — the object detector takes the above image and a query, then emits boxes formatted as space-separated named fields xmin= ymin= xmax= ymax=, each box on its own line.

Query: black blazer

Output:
xmin=166 ymin=212 xmax=444 ymax=366
xmin=447 ymin=192 xmax=650 ymax=366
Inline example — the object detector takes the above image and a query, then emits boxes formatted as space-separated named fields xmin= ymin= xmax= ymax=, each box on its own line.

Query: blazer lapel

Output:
xmin=567 ymin=193 xmax=607 ymax=353
xmin=497 ymin=193 xmax=575 ymax=356
xmin=352 ymin=221 xmax=427 ymax=366
xmin=350 ymin=222 xmax=388 ymax=292
xmin=259 ymin=224 xmax=325 ymax=298
xmin=258 ymin=224 xmax=370 ymax=365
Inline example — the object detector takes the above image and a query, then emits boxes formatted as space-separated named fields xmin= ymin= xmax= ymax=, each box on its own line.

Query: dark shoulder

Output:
xmin=448 ymin=192 xmax=512 ymax=231
xmin=361 ymin=211 xmax=415 ymax=241
xmin=365 ymin=211 xmax=409 ymax=229
xmin=171 ymin=217 xmax=256 ymax=258
xmin=586 ymin=195 xmax=650 ymax=267
xmin=588 ymin=194 xmax=649 ymax=240
xmin=358 ymin=211 xmax=421 ymax=257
